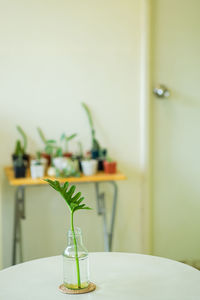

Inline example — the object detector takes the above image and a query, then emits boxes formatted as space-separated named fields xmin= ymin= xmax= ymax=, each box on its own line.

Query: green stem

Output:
xmin=71 ymin=212 xmax=81 ymax=289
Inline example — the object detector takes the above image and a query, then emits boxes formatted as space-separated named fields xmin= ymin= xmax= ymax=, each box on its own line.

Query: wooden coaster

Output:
xmin=59 ymin=282 xmax=96 ymax=294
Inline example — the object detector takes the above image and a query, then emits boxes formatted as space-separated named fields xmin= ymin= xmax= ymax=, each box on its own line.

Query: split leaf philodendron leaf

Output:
xmin=44 ymin=178 xmax=92 ymax=289
xmin=44 ymin=179 xmax=92 ymax=213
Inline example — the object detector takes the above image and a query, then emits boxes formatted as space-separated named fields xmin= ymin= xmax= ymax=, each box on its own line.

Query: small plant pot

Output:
xmin=14 ymin=165 xmax=27 ymax=178
xmin=30 ymin=161 xmax=45 ymax=179
xmin=81 ymin=160 xmax=98 ymax=176
xmin=103 ymin=161 xmax=117 ymax=174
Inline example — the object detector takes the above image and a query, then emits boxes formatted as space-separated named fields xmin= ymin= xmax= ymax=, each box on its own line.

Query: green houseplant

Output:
xmin=13 ymin=140 xmax=27 ymax=178
xmin=82 ymin=103 xmax=107 ymax=171
xmin=12 ymin=126 xmax=29 ymax=163
xmin=103 ymin=156 xmax=117 ymax=174
xmin=61 ymin=133 xmax=77 ymax=157
xmin=30 ymin=152 xmax=46 ymax=178
xmin=44 ymin=179 xmax=91 ymax=290
xmin=12 ymin=126 xmax=29 ymax=178
xmin=37 ymin=127 xmax=58 ymax=165
xmin=82 ymin=102 xmax=100 ymax=156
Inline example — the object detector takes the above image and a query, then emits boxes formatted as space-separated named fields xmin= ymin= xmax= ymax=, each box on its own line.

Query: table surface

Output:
xmin=0 ymin=253 xmax=200 ymax=300
xmin=4 ymin=167 xmax=126 ymax=186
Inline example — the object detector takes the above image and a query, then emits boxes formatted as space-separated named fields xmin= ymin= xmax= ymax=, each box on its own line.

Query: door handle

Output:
xmin=153 ymin=84 xmax=170 ymax=98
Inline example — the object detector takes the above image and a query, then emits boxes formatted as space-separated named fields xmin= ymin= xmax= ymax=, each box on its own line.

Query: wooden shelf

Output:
xmin=4 ymin=167 xmax=126 ymax=186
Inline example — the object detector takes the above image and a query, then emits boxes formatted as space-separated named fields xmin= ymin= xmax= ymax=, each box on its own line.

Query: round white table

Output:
xmin=0 ymin=253 xmax=200 ymax=299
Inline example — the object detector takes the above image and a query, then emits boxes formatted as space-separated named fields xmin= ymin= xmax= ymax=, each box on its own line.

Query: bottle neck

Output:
xmin=67 ymin=227 xmax=83 ymax=246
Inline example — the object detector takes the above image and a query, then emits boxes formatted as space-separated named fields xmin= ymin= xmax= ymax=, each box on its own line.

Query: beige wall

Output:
xmin=152 ymin=0 xmax=200 ymax=263
xmin=0 ymin=0 xmax=145 ymax=267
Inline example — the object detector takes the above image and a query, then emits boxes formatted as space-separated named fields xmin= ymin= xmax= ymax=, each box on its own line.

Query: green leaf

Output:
xmin=63 ymin=181 xmax=69 ymax=191
xmin=56 ymin=147 xmax=63 ymax=157
xmin=82 ymin=207 xmax=92 ymax=210
xmin=46 ymin=139 xmax=56 ymax=144
xmin=76 ymin=197 xmax=84 ymax=205
xmin=45 ymin=179 xmax=92 ymax=214
xmin=67 ymin=133 xmax=77 ymax=141
xmin=37 ymin=127 xmax=47 ymax=144
xmin=44 ymin=179 xmax=60 ymax=191
xmin=67 ymin=185 xmax=76 ymax=199
xmin=71 ymin=192 xmax=82 ymax=203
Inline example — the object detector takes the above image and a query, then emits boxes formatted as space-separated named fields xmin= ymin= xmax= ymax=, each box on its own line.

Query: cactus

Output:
xmin=82 ymin=102 xmax=100 ymax=151
xmin=16 ymin=126 xmax=28 ymax=153
xmin=37 ymin=127 xmax=47 ymax=144
xmin=14 ymin=140 xmax=24 ymax=156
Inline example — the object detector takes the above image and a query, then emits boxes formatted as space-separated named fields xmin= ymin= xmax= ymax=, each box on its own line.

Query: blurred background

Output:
xmin=0 ymin=0 xmax=200 ymax=269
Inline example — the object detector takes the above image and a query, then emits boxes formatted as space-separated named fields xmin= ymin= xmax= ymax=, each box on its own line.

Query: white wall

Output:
xmin=0 ymin=0 xmax=145 ymax=268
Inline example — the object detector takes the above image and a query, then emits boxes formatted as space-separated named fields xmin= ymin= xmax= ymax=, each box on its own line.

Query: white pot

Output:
xmin=81 ymin=160 xmax=98 ymax=176
xmin=30 ymin=164 xmax=45 ymax=179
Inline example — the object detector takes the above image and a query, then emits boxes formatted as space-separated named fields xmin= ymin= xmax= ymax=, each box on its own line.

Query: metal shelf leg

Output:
xmin=12 ymin=186 xmax=25 ymax=265
xmin=95 ymin=181 xmax=118 ymax=252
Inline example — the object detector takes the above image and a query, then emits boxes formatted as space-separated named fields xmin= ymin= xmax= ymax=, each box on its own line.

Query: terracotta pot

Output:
xmin=103 ymin=161 xmax=117 ymax=174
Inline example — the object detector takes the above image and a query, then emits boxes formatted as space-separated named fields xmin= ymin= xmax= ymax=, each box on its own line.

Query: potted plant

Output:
xmin=72 ymin=141 xmax=84 ymax=172
xmin=54 ymin=156 xmax=80 ymax=178
xmin=82 ymin=103 xmax=107 ymax=170
xmin=61 ymin=132 xmax=77 ymax=158
xmin=98 ymin=148 xmax=107 ymax=171
xmin=37 ymin=127 xmax=54 ymax=166
xmin=37 ymin=127 xmax=61 ymax=176
xmin=44 ymin=179 xmax=95 ymax=293
xmin=30 ymin=152 xmax=46 ymax=179
xmin=12 ymin=126 xmax=29 ymax=166
xmin=81 ymin=158 xmax=98 ymax=176
xmin=13 ymin=140 xmax=27 ymax=178
xmin=103 ymin=157 xmax=117 ymax=174
xmin=82 ymin=102 xmax=101 ymax=157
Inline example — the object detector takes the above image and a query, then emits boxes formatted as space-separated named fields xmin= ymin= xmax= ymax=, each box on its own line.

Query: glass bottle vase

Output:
xmin=63 ymin=227 xmax=89 ymax=289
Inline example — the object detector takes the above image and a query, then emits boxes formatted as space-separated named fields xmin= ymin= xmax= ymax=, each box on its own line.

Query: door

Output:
xmin=152 ymin=0 xmax=200 ymax=263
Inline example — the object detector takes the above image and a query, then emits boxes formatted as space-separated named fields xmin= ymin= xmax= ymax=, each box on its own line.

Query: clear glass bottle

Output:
xmin=63 ymin=227 xmax=89 ymax=289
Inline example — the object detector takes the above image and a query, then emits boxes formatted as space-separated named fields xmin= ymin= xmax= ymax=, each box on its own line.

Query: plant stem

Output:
xmin=70 ymin=211 xmax=81 ymax=289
